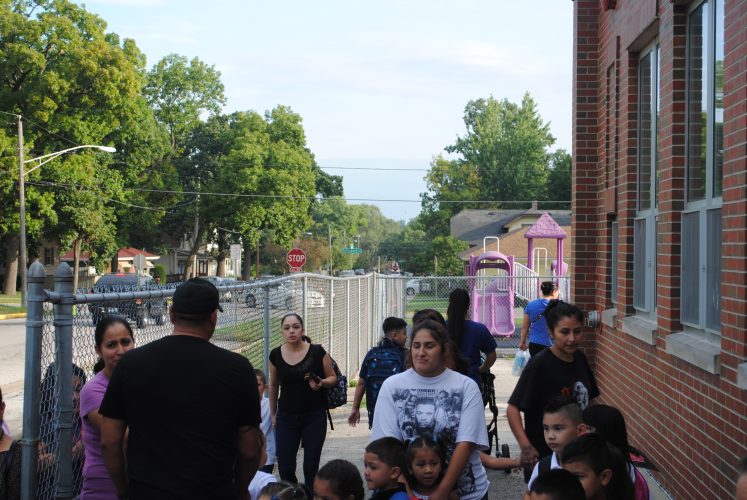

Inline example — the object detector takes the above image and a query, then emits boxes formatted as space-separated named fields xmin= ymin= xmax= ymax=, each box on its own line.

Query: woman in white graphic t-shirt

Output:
xmin=371 ymin=320 xmax=490 ymax=500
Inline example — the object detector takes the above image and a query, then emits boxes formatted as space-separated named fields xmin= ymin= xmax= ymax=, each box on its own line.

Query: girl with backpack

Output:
xmin=269 ymin=313 xmax=337 ymax=489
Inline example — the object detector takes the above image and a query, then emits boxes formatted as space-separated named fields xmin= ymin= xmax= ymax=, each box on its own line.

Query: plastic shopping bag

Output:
xmin=511 ymin=349 xmax=530 ymax=376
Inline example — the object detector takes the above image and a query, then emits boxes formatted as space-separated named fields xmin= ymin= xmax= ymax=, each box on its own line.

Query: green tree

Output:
xmin=447 ymin=93 xmax=555 ymax=204
xmin=144 ymin=54 xmax=225 ymax=151
xmin=0 ymin=0 xmax=161 ymax=291
xmin=419 ymin=155 xmax=481 ymax=238
xmin=546 ymin=149 xmax=571 ymax=206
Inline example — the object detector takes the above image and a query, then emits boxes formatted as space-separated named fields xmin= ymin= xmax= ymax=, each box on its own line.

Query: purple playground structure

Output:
xmin=468 ymin=251 xmax=515 ymax=338
xmin=524 ymin=213 xmax=568 ymax=278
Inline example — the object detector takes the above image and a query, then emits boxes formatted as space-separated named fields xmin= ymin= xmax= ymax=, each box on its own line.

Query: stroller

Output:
xmin=481 ymin=371 xmax=511 ymax=472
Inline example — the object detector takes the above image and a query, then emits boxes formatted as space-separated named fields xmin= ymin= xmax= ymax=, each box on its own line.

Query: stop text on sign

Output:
xmin=287 ymin=248 xmax=306 ymax=270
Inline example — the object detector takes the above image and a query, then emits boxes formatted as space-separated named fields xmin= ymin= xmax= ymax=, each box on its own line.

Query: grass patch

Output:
xmin=0 ymin=304 xmax=25 ymax=314
xmin=0 ymin=292 xmax=21 ymax=305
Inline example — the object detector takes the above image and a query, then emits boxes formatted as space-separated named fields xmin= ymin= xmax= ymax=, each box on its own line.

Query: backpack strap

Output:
xmin=327 ymin=409 xmax=334 ymax=430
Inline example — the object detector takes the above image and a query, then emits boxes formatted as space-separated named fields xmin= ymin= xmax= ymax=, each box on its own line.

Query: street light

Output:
xmin=18 ymin=141 xmax=116 ymax=306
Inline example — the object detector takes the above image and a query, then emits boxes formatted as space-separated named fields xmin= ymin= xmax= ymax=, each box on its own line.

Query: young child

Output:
xmin=561 ymin=433 xmax=634 ymax=500
xmin=248 ymin=431 xmax=277 ymax=500
xmin=526 ymin=395 xmax=586 ymax=491
xmin=363 ymin=437 xmax=409 ymax=499
xmin=529 ymin=468 xmax=586 ymax=500
xmin=582 ymin=405 xmax=649 ymax=500
xmin=255 ymin=368 xmax=276 ymax=473
xmin=349 ymin=317 xmax=408 ymax=429
xmin=313 ymin=459 xmax=365 ymax=500
xmin=258 ymin=480 xmax=308 ymax=500
xmin=405 ymin=437 xmax=459 ymax=500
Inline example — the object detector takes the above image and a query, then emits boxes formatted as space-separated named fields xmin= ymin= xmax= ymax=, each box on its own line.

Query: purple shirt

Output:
xmin=80 ymin=371 xmax=116 ymax=497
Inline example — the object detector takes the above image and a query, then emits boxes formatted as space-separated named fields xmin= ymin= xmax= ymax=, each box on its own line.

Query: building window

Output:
xmin=611 ymin=221 xmax=618 ymax=304
xmin=44 ymin=247 xmax=54 ymax=266
xmin=633 ymin=42 xmax=659 ymax=317
xmin=682 ymin=0 xmax=723 ymax=335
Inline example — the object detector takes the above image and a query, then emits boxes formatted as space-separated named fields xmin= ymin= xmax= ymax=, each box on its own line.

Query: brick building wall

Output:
xmin=572 ymin=0 xmax=747 ymax=498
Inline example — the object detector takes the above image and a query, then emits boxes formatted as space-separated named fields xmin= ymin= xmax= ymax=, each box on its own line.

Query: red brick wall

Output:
xmin=573 ymin=0 xmax=747 ymax=498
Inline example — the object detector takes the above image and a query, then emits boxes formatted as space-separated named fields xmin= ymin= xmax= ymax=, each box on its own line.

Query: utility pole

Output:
xmin=17 ymin=115 xmax=27 ymax=308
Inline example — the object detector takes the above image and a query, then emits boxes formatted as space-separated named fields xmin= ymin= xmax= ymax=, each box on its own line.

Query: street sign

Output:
xmin=133 ymin=254 xmax=146 ymax=274
xmin=287 ymin=248 xmax=306 ymax=270
xmin=342 ymin=247 xmax=363 ymax=254
xmin=230 ymin=244 xmax=241 ymax=261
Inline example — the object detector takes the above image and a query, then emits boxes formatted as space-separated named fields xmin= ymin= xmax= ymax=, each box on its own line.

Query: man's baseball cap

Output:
xmin=173 ymin=278 xmax=223 ymax=314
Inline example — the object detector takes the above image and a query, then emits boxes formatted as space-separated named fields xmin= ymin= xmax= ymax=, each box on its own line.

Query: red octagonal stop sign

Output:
xmin=287 ymin=248 xmax=306 ymax=270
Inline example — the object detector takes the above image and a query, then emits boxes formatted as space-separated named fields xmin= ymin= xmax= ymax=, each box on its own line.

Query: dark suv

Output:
xmin=88 ymin=274 xmax=168 ymax=328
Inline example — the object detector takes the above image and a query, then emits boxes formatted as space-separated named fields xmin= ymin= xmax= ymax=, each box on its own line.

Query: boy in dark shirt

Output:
xmin=349 ymin=317 xmax=408 ymax=429
xmin=364 ymin=437 xmax=409 ymax=500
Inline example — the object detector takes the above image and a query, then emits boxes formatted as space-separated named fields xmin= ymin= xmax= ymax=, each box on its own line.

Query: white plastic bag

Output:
xmin=511 ymin=349 xmax=530 ymax=376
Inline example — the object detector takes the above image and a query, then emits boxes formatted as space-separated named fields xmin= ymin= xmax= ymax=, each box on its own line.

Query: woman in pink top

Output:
xmin=80 ymin=316 xmax=135 ymax=499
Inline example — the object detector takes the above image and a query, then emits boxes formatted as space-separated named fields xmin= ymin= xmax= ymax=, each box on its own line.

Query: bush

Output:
xmin=153 ymin=264 xmax=167 ymax=283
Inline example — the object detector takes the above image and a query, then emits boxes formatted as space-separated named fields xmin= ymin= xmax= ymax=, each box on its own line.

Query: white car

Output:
xmin=244 ymin=280 xmax=325 ymax=309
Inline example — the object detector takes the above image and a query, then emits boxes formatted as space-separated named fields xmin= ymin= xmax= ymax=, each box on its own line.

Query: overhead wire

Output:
xmin=27 ymin=179 xmax=571 ymax=205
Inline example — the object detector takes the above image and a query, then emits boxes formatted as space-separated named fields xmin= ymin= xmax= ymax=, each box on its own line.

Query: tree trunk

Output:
xmin=183 ymin=224 xmax=206 ymax=281
xmin=216 ymin=230 xmax=227 ymax=277
xmin=72 ymin=239 xmax=82 ymax=291
xmin=242 ymin=240 xmax=252 ymax=281
xmin=2 ymin=235 xmax=19 ymax=295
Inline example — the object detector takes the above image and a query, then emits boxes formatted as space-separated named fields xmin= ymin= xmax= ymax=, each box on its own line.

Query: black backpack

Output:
xmin=325 ymin=355 xmax=347 ymax=430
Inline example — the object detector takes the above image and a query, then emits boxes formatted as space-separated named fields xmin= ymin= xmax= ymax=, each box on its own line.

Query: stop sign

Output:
xmin=287 ymin=248 xmax=306 ymax=270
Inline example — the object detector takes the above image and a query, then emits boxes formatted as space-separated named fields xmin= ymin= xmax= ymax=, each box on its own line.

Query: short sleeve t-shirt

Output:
xmin=525 ymin=298 xmax=552 ymax=346
xmin=100 ymin=335 xmax=261 ymax=500
xmin=507 ymin=348 xmax=599 ymax=455
xmin=371 ymin=368 xmax=490 ymax=500
xmin=269 ymin=344 xmax=327 ymax=414
xmin=79 ymin=371 xmax=113 ymax=482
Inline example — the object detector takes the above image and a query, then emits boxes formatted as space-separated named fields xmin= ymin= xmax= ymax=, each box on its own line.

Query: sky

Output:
xmin=76 ymin=0 xmax=574 ymax=222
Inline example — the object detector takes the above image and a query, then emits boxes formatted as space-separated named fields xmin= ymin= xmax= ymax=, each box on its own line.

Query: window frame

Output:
xmin=633 ymin=41 xmax=660 ymax=319
xmin=682 ymin=0 xmax=723 ymax=337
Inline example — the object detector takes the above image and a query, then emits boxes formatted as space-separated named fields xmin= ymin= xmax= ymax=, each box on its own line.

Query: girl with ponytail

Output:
xmin=80 ymin=316 xmax=134 ymax=498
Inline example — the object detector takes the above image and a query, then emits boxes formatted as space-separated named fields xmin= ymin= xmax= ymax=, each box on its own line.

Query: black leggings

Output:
xmin=275 ymin=408 xmax=327 ymax=487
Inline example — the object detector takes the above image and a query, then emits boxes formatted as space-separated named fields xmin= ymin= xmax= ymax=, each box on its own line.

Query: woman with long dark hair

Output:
xmin=372 ymin=320 xmax=490 ymax=500
xmin=269 ymin=313 xmax=337 ymax=488
xmin=507 ymin=300 xmax=599 ymax=482
xmin=79 ymin=316 xmax=135 ymax=499
xmin=446 ymin=289 xmax=497 ymax=389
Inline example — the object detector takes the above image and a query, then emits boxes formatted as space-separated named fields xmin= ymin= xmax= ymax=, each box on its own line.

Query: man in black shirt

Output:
xmin=100 ymin=278 xmax=261 ymax=500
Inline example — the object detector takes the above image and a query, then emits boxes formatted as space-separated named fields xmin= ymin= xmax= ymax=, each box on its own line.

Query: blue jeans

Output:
xmin=275 ymin=409 xmax=327 ymax=487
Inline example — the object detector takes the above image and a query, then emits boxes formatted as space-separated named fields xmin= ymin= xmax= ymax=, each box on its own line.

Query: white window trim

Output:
xmin=634 ymin=41 xmax=659 ymax=320
xmin=682 ymin=0 xmax=723 ymax=336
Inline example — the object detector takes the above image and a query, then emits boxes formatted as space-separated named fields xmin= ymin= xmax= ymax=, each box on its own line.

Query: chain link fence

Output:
xmin=21 ymin=261 xmax=570 ymax=499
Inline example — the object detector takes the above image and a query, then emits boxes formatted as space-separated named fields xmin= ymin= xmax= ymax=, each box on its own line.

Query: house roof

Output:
xmin=451 ymin=208 xmax=571 ymax=245
xmin=60 ymin=251 xmax=92 ymax=261
xmin=117 ymin=247 xmax=159 ymax=259
xmin=524 ymin=213 xmax=568 ymax=239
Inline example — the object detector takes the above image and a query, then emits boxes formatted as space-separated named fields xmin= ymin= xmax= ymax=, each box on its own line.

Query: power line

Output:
xmin=28 ymin=179 xmax=571 ymax=205
xmin=320 ymin=166 xmax=428 ymax=171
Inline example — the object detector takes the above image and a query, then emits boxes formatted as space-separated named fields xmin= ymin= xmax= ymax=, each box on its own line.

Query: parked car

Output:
xmin=339 ymin=270 xmax=355 ymax=278
xmin=88 ymin=273 xmax=167 ymax=328
xmin=203 ymin=276 xmax=240 ymax=302
xmin=354 ymin=268 xmax=365 ymax=275
xmin=405 ymin=278 xmax=433 ymax=296
xmin=244 ymin=280 xmax=325 ymax=309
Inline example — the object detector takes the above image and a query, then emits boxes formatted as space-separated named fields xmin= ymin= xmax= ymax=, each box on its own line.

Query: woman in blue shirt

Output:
xmin=519 ymin=281 xmax=559 ymax=357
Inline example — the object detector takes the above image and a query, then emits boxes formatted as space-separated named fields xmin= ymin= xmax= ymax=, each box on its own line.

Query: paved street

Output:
xmin=0 ymin=318 xmax=26 ymax=434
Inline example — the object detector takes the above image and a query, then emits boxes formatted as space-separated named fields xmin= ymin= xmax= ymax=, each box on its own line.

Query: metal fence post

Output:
xmin=356 ymin=279 xmax=362 ymax=370
xmin=345 ymin=280 xmax=350 ymax=377
xmin=328 ymin=279 xmax=334 ymax=351
xmin=263 ymin=284 xmax=271 ymax=374
xmin=20 ymin=261 xmax=46 ymax=500
xmin=302 ymin=276 xmax=308 ymax=322
xmin=53 ymin=262 xmax=75 ymax=500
